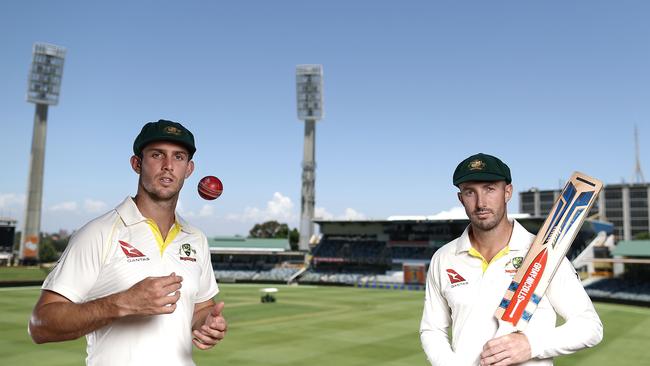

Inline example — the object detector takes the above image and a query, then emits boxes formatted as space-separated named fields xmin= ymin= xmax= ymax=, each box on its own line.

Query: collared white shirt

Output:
xmin=43 ymin=197 xmax=219 ymax=366
xmin=420 ymin=220 xmax=602 ymax=365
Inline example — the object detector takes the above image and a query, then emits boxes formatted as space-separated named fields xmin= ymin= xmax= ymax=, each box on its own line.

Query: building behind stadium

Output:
xmin=520 ymin=182 xmax=650 ymax=241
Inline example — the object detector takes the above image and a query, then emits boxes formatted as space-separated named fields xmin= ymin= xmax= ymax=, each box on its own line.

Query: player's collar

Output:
xmin=455 ymin=226 xmax=472 ymax=254
xmin=508 ymin=220 xmax=530 ymax=251
xmin=116 ymin=197 xmax=195 ymax=234
xmin=175 ymin=214 xmax=195 ymax=234
xmin=116 ymin=197 xmax=146 ymax=226
xmin=456 ymin=219 xmax=528 ymax=255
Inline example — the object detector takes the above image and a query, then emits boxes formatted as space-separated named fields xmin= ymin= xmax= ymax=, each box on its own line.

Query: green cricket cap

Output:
xmin=453 ymin=153 xmax=511 ymax=187
xmin=133 ymin=119 xmax=196 ymax=158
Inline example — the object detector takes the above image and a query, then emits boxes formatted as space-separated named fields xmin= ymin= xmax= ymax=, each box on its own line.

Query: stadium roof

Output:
xmin=208 ymin=236 xmax=290 ymax=252
xmin=611 ymin=240 xmax=650 ymax=258
xmin=386 ymin=213 xmax=531 ymax=221
xmin=314 ymin=212 xmax=533 ymax=224
xmin=315 ymin=213 xmax=532 ymax=224
xmin=0 ymin=217 xmax=17 ymax=226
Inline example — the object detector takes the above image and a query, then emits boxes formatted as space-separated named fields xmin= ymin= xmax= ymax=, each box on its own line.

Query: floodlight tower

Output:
xmin=296 ymin=65 xmax=323 ymax=251
xmin=634 ymin=125 xmax=645 ymax=184
xmin=19 ymin=43 xmax=66 ymax=263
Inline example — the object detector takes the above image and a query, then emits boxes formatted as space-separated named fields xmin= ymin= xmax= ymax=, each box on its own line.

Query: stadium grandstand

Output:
xmin=210 ymin=215 xmax=619 ymax=291
xmin=584 ymin=239 xmax=650 ymax=306
xmin=210 ymin=236 xmax=304 ymax=283
xmin=0 ymin=218 xmax=16 ymax=266
xmin=304 ymin=215 xmax=614 ymax=288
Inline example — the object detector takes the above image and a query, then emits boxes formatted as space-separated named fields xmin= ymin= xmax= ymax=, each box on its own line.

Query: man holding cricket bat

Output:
xmin=420 ymin=153 xmax=602 ymax=365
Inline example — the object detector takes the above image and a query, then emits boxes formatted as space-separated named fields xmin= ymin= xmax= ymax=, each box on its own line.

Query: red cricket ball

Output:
xmin=198 ymin=176 xmax=223 ymax=200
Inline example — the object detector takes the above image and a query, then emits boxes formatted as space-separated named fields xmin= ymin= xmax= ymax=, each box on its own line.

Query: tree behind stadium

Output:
xmin=249 ymin=221 xmax=299 ymax=250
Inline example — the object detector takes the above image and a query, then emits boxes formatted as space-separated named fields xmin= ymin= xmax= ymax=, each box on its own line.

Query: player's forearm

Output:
xmin=536 ymin=261 xmax=604 ymax=359
xmin=29 ymin=293 xmax=122 ymax=343
xmin=420 ymin=329 xmax=459 ymax=365
xmin=526 ymin=313 xmax=603 ymax=359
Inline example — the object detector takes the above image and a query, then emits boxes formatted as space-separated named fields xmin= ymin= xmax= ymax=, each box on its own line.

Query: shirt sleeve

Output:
xmin=420 ymin=255 xmax=459 ymax=365
xmin=525 ymin=258 xmax=603 ymax=359
xmin=194 ymin=232 xmax=219 ymax=303
xmin=41 ymin=220 xmax=107 ymax=303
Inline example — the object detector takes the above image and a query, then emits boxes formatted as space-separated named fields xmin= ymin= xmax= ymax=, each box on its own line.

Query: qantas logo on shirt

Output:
xmin=118 ymin=241 xmax=150 ymax=262
xmin=446 ymin=268 xmax=468 ymax=287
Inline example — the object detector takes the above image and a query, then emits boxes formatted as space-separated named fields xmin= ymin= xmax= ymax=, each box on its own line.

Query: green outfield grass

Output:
xmin=1 ymin=284 xmax=648 ymax=365
xmin=0 ymin=266 xmax=50 ymax=282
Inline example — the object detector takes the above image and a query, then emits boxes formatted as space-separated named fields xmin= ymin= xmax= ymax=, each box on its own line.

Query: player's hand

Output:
xmin=479 ymin=332 xmax=531 ymax=366
xmin=115 ymin=273 xmax=183 ymax=316
xmin=193 ymin=302 xmax=227 ymax=350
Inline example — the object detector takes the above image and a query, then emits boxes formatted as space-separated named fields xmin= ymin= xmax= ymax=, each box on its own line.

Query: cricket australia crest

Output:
xmin=178 ymin=243 xmax=197 ymax=262
xmin=468 ymin=159 xmax=486 ymax=170
xmin=164 ymin=126 xmax=183 ymax=136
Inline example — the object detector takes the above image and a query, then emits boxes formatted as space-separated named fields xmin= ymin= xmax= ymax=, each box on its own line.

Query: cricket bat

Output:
xmin=494 ymin=172 xmax=603 ymax=334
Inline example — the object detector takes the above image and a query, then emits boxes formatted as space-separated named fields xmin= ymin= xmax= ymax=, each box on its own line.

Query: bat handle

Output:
xmin=495 ymin=319 xmax=516 ymax=338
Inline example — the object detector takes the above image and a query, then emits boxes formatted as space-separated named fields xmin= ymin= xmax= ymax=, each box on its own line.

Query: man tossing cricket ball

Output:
xmin=30 ymin=120 xmax=227 ymax=365
xmin=420 ymin=153 xmax=603 ymax=366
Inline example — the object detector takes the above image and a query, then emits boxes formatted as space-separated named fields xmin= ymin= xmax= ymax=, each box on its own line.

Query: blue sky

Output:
xmin=1 ymin=0 xmax=649 ymax=236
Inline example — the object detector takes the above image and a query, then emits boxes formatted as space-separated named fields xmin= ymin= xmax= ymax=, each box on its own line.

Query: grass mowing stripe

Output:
xmin=0 ymin=286 xmax=42 ymax=292
xmin=1 ymin=285 xmax=647 ymax=365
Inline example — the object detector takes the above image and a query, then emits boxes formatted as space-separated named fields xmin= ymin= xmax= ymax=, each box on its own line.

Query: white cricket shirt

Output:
xmin=42 ymin=197 xmax=219 ymax=366
xmin=420 ymin=220 xmax=602 ymax=365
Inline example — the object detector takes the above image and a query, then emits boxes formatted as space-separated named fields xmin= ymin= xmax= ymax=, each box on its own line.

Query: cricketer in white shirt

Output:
xmin=42 ymin=197 xmax=219 ymax=365
xmin=420 ymin=219 xmax=603 ymax=365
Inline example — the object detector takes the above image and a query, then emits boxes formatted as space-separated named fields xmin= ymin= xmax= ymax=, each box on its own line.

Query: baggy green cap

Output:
xmin=133 ymin=119 xmax=196 ymax=158
xmin=453 ymin=153 xmax=511 ymax=187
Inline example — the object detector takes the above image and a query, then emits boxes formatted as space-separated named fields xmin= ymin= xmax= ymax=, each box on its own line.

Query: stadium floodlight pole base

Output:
xmin=20 ymin=103 xmax=49 ymax=264
xmin=299 ymin=119 xmax=316 ymax=251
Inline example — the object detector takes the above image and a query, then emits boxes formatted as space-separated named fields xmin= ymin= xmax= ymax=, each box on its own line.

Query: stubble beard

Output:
xmin=140 ymin=175 xmax=184 ymax=203
xmin=470 ymin=208 xmax=505 ymax=232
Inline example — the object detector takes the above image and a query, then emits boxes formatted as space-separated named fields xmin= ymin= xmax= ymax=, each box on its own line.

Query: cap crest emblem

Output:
xmin=468 ymin=159 xmax=486 ymax=171
xmin=164 ymin=126 xmax=182 ymax=136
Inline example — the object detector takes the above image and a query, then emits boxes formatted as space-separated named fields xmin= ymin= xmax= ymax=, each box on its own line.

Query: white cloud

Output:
xmin=0 ymin=193 xmax=24 ymax=209
xmin=176 ymin=200 xmax=216 ymax=219
xmin=232 ymin=207 xmax=260 ymax=221
xmin=84 ymin=199 xmax=107 ymax=213
xmin=50 ymin=201 xmax=78 ymax=212
xmin=427 ymin=206 xmax=468 ymax=220
xmin=227 ymin=192 xmax=296 ymax=223
xmin=314 ymin=207 xmax=334 ymax=220
xmin=266 ymin=192 xmax=293 ymax=219
xmin=315 ymin=207 xmax=366 ymax=220
xmin=341 ymin=208 xmax=366 ymax=220
xmin=198 ymin=204 xmax=214 ymax=217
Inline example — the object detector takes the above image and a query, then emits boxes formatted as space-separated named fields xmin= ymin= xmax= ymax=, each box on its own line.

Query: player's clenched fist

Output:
xmin=115 ymin=273 xmax=184 ymax=317
xmin=479 ymin=332 xmax=531 ymax=366
xmin=193 ymin=302 xmax=227 ymax=350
